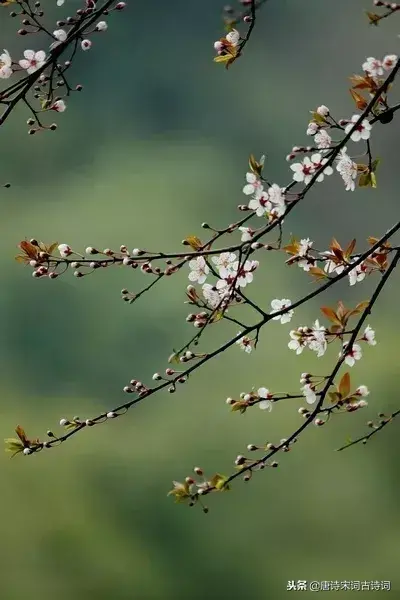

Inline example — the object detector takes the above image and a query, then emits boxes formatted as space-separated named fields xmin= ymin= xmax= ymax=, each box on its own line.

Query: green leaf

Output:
xmin=168 ymin=351 xmax=181 ymax=364
xmin=328 ymin=391 xmax=341 ymax=404
xmin=365 ymin=11 xmax=380 ymax=26
xmin=230 ymin=401 xmax=247 ymax=414
xmin=310 ymin=111 xmax=327 ymax=125
xmin=184 ymin=235 xmax=203 ymax=250
xmin=371 ymin=158 xmax=380 ymax=172
xmin=4 ymin=438 xmax=24 ymax=458
xmin=210 ymin=473 xmax=230 ymax=491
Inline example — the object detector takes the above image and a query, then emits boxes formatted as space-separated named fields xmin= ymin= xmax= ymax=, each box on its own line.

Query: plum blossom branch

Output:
xmin=336 ymin=408 xmax=400 ymax=451
xmin=5 ymin=1 xmax=400 ymax=518
xmin=8 ymin=221 xmax=400 ymax=458
xmin=0 ymin=0 xmax=125 ymax=137
xmin=21 ymin=54 xmax=400 ymax=289
xmin=11 ymin=42 xmax=400 ymax=453
xmin=176 ymin=248 xmax=400 ymax=510
xmin=366 ymin=0 xmax=400 ymax=25
xmin=214 ymin=0 xmax=271 ymax=67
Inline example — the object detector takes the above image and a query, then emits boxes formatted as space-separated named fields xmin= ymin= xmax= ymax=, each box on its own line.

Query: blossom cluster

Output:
xmin=0 ymin=0 xmax=126 ymax=134
xmin=5 ymin=0 xmax=400 ymax=518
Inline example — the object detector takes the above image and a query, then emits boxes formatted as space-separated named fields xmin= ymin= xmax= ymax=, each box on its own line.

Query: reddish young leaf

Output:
xmin=338 ymin=372 xmax=351 ymax=398
xmin=320 ymin=306 xmax=341 ymax=325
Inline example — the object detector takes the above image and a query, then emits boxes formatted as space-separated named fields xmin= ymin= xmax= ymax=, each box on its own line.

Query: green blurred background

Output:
xmin=1 ymin=1 xmax=399 ymax=598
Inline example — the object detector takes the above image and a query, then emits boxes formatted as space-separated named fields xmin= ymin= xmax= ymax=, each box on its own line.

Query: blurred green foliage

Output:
xmin=0 ymin=1 xmax=399 ymax=598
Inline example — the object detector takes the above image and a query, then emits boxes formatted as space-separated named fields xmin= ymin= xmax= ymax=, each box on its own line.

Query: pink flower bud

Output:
xmin=81 ymin=39 xmax=92 ymax=51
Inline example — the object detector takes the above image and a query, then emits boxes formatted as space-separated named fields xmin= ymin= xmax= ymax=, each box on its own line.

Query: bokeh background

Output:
xmin=1 ymin=1 xmax=399 ymax=598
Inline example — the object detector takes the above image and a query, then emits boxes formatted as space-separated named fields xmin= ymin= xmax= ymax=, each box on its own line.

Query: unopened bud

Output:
xmin=247 ymin=444 xmax=257 ymax=451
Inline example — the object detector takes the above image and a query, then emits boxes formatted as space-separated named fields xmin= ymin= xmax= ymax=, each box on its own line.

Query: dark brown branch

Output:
xmin=0 ymin=0 xmax=118 ymax=128
xmin=217 ymin=247 xmax=400 ymax=491
xmin=27 ymin=222 xmax=400 ymax=454
xmin=336 ymin=409 xmax=400 ymax=451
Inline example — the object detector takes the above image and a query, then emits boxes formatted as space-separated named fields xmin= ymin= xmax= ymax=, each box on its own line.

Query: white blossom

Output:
xmin=243 ymin=172 xmax=263 ymax=196
xmin=19 ymin=50 xmax=46 ymax=74
xmin=308 ymin=320 xmax=328 ymax=357
xmin=226 ymin=29 xmax=240 ymax=46
xmin=298 ymin=258 xmax=313 ymax=272
xmin=81 ymin=39 xmax=92 ymax=51
xmin=188 ymin=256 xmax=209 ymax=284
xmin=314 ymin=129 xmax=332 ymax=150
xmin=356 ymin=385 xmax=370 ymax=397
xmin=301 ymin=383 xmax=317 ymax=405
xmin=341 ymin=343 xmax=362 ymax=367
xmin=348 ymin=262 xmax=366 ymax=286
xmin=0 ymin=49 xmax=12 ymax=79
xmin=362 ymin=57 xmax=384 ymax=77
xmin=316 ymin=105 xmax=329 ymax=117
xmin=248 ymin=190 xmax=271 ymax=217
xmin=306 ymin=122 xmax=319 ymax=136
xmin=344 ymin=114 xmax=372 ymax=142
xmin=96 ymin=21 xmax=108 ymax=32
xmin=383 ymin=54 xmax=397 ymax=70
xmin=236 ymin=333 xmax=253 ymax=353
xmin=258 ymin=387 xmax=272 ymax=411
xmin=322 ymin=250 xmax=346 ymax=275
xmin=58 ymin=244 xmax=72 ymax=258
xmin=53 ymin=29 xmax=67 ymax=42
xmin=363 ymin=325 xmax=376 ymax=346
xmin=298 ymin=238 xmax=313 ymax=257
xmin=290 ymin=154 xmax=332 ymax=184
xmin=292 ymin=239 xmax=313 ymax=271
xmin=310 ymin=153 xmax=334 ymax=182
xmin=232 ymin=259 xmax=259 ymax=287
xmin=270 ymin=298 xmax=294 ymax=324
xmin=51 ymin=99 xmax=67 ymax=112
xmin=211 ymin=252 xmax=237 ymax=279
xmin=202 ymin=284 xmax=221 ymax=309
xmin=238 ymin=226 xmax=255 ymax=242
xmin=290 ymin=156 xmax=315 ymax=184
xmin=336 ymin=147 xmax=357 ymax=191
xmin=288 ymin=329 xmax=306 ymax=354
xmin=267 ymin=183 xmax=287 ymax=218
